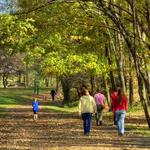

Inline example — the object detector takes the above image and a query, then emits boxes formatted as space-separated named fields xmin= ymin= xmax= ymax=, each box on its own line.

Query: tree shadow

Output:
xmin=0 ymin=106 xmax=150 ymax=150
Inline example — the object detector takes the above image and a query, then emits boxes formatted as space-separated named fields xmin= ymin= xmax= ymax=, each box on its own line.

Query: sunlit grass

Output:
xmin=0 ymin=88 xmax=78 ymax=113
xmin=126 ymin=124 xmax=150 ymax=137
xmin=0 ymin=104 xmax=23 ymax=108
xmin=42 ymin=105 xmax=78 ymax=113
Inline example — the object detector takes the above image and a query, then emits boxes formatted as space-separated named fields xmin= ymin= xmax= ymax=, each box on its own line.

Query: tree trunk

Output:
xmin=105 ymin=44 xmax=116 ymax=90
xmin=104 ymin=76 xmax=110 ymax=107
xmin=132 ymin=51 xmax=150 ymax=128
xmin=61 ymin=77 xmax=71 ymax=104
xmin=25 ymin=62 xmax=29 ymax=87
xmin=137 ymin=75 xmax=150 ymax=128
xmin=129 ymin=54 xmax=134 ymax=107
xmin=90 ymin=76 xmax=96 ymax=96
xmin=117 ymin=33 xmax=126 ymax=93
xmin=143 ymin=54 xmax=150 ymax=105
xmin=55 ymin=76 xmax=59 ymax=93
xmin=2 ymin=73 xmax=8 ymax=89
xmin=76 ymin=87 xmax=81 ymax=99
xmin=18 ymin=71 xmax=21 ymax=83
xmin=45 ymin=78 xmax=49 ymax=87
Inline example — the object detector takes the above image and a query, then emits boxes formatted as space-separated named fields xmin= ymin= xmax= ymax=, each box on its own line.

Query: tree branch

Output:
xmin=13 ymin=0 xmax=74 ymax=15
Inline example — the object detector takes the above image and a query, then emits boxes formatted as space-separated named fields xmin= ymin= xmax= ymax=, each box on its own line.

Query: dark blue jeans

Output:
xmin=82 ymin=113 xmax=92 ymax=134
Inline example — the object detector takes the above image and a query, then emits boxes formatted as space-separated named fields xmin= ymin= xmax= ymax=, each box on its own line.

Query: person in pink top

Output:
xmin=94 ymin=89 xmax=105 ymax=126
xmin=114 ymin=87 xmax=128 ymax=136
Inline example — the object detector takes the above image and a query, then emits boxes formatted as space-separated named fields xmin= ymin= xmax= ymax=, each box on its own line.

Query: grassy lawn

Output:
xmin=0 ymin=88 xmax=33 ymax=104
xmin=0 ymin=88 xmax=78 ymax=113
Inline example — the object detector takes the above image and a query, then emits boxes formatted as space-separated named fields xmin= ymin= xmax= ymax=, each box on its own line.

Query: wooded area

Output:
xmin=0 ymin=0 xmax=150 ymax=129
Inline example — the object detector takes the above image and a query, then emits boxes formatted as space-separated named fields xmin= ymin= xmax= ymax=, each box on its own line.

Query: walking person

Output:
xmin=94 ymin=89 xmax=106 ymax=126
xmin=50 ymin=89 xmax=56 ymax=101
xmin=114 ymin=88 xmax=128 ymax=136
xmin=110 ymin=88 xmax=118 ymax=125
xmin=78 ymin=86 xmax=97 ymax=135
xmin=32 ymin=98 xmax=39 ymax=121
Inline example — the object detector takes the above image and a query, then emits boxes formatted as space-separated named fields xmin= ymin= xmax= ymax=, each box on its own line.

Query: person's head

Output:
xmin=110 ymin=87 xmax=117 ymax=93
xmin=117 ymin=87 xmax=123 ymax=104
xmin=113 ymin=87 xmax=117 ymax=92
xmin=81 ymin=85 xmax=89 ymax=96
xmin=117 ymin=87 xmax=124 ymax=95
xmin=96 ymin=88 xmax=105 ymax=94
xmin=34 ymin=98 xmax=37 ymax=102
xmin=81 ymin=84 xmax=87 ymax=89
xmin=96 ymin=88 xmax=100 ymax=93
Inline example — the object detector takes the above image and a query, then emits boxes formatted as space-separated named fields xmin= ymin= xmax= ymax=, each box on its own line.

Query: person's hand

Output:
xmin=78 ymin=112 xmax=81 ymax=117
xmin=92 ymin=113 xmax=96 ymax=116
xmin=108 ymin=108 xmax=112 ymax=112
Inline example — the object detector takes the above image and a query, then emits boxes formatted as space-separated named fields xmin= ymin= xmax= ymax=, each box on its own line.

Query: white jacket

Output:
xmin=78 ymin=95 xmax=97 ymax=115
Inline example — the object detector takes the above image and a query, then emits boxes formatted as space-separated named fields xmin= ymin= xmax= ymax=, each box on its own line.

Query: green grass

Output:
xmin=42 ymin=105 xmax=78 ymax=113
xmin=0 ymin=88 xmax=49 ymax=103
xmin=126 ymin=124 xmax=150 ymax=137
xmin=0 ymin=88 xmax=77 ymax=113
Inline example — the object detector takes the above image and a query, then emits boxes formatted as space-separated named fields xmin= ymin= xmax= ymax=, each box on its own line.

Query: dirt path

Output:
xmin=0 ymin=104 xmax=150 ymax=150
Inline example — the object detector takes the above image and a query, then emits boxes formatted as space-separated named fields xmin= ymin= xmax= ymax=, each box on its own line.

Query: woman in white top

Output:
xmin=78 ymin=86 xmax=97 ymax=135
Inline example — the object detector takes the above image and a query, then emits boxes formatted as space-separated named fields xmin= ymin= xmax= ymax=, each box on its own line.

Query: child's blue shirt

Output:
xmin=32 ymin=101 xmax=39 ymax=112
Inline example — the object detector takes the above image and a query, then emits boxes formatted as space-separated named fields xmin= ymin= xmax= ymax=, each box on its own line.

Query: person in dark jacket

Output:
xmin=50 ymin=89 xmax=56 ymax=101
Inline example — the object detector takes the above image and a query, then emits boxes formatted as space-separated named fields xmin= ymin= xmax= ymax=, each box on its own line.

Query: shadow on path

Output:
xmin=0 ymin=105 xmax=150 ymax=150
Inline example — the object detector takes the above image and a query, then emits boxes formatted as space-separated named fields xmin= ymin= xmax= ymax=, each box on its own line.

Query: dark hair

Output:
xmin=113 ymin=87 xmax=117 ymax=92
xmin=82 ymin=84 xmax=88 ymax=89
xmin=96 ymin=88 xmax=105 ymax=95
xmin=81 ymin=88 xmax=86 ymax=95
xmin=96 ymin=89 xmax=100 ymax=93
xmin=117 ymin=87 xmax=123 ymax=104
xmin=81 ymin=85 xmax=88 ymax=96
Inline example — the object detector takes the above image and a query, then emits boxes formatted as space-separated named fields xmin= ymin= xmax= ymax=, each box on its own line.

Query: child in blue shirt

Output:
xmin=32 ymin=98 xmax=39 ymax=121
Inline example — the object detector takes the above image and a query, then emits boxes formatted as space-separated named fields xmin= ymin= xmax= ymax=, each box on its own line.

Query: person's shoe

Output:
xmin=96 ymin=121 xmax=98 ymax=126
xmin=84 ymin=132 xmax=90 ymax=136
xmin=114 ymin=122 xmax=117 ymax=125
xmin=96 ymin=122 xmax=100 ymax=126
xmin=100 ymin=121 xmax=102 ymax=126
xmin=118 ymin=133 xmax=124 ymax=136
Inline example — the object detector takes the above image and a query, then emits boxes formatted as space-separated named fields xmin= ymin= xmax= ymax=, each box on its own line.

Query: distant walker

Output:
xmin=50 ymin=89 xmax=56 ymax=101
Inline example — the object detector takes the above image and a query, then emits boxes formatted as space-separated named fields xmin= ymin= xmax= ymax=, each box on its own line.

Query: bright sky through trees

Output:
xmin=0 ymin=0 xmax=18 ymax=14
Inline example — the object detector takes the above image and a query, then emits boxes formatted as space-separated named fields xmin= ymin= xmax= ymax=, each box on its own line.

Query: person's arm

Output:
xmin=112 ymin=97 xmax=116 ymax=113
xmin=92 ymin=97 xmax=97 ymax=114
xmin=94 ymin=95 xmax=97 ymax=105
xmin=111 ymin=98 xmax=114 ymax=112
xmin=103 ymin=99 xmax=106 ymax=109
xmin=124 ymin=96 xmax=128 ymax=111
xmin=110 ymin=94 xmax=113 ymax=109
xmin=101 ymin=95 xmax=105 ymax=109
xmin=78 ymin=99 xmax=81 ymax=116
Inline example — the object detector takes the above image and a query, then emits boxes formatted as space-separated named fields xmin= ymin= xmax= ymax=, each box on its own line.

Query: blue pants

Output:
xmin=115 ymin=110 xmax=126 ymax=135
xmin=82 ymin=113 xmax=92 ymax=134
